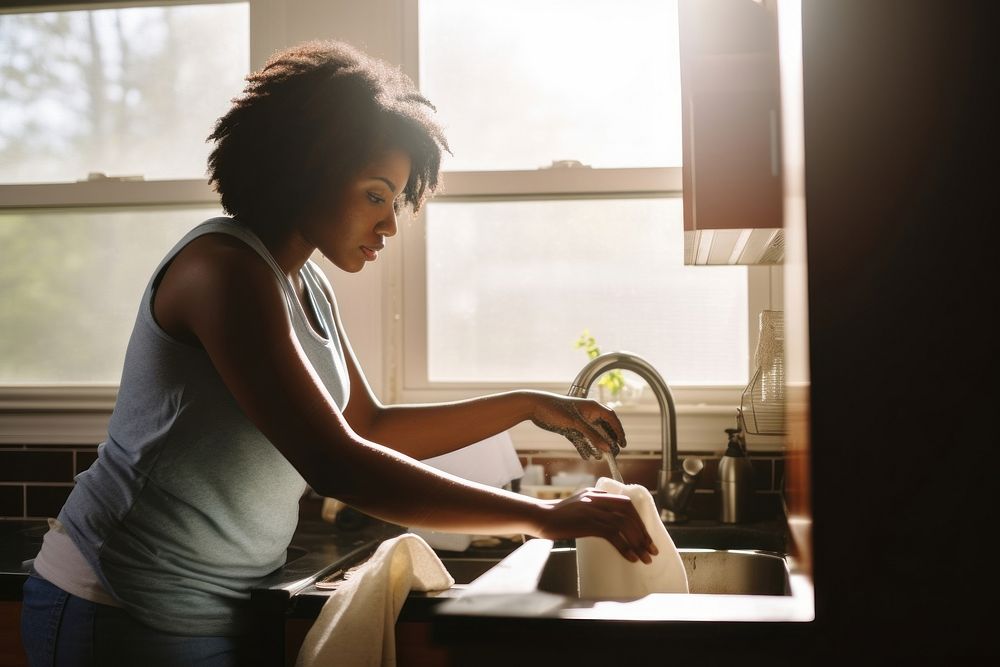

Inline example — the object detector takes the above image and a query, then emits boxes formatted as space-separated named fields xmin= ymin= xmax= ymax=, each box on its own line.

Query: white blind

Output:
xmin=418 ymin=0 xmax=682 ymax=171
xmin=425 ymin=198 xmax=749 ymax=385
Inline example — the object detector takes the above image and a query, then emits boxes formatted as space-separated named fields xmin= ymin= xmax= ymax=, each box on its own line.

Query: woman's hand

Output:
xmin=536 ymin=488 xmax=658 ymax=563
xmin=530 ymin=394 xmax=626 ymax=460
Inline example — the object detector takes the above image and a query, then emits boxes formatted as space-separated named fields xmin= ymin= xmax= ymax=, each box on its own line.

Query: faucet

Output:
xmin=568 ymin=351 xmax=704 ymax=523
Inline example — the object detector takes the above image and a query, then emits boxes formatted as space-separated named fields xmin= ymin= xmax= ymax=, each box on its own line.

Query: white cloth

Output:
xmin=295 ymin=533 xmax=454 ymax=667
xmin=420 ymin=431 xmax=523 ymax=488
xmin=576 ymin=477 xmax=689 ymax=598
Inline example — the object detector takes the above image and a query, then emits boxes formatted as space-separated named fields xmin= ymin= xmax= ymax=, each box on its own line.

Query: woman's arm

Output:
xmin=315 ymin=266 xmax=626 ymax=462
xmin=154 ymin=238 xmax=656 ymax=562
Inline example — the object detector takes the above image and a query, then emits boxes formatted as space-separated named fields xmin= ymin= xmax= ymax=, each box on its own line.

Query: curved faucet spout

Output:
xmin=568 ymin=351 xmax=703 ymax=523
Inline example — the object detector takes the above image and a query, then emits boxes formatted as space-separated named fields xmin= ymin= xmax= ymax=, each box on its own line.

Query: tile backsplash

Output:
xmin=1 ymin=444 xmax=786 ymax=522
xmin=0 ymin=446 xmax=84 ymax=519
xmin=516 ymin=449 xmax=785 ymax=521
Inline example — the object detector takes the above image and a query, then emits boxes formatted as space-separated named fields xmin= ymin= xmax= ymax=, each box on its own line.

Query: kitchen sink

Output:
xmin=441 ymin=545 xmax=791 ymax=597
xmin=538 ymin=547 xmax=791 ymax=597
xmin=433 ymin=540 xmax=812 ymax=624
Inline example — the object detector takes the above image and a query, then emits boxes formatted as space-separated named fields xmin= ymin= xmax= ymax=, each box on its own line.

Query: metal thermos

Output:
xmin=718 ymin=425 xmax=753 ymax=523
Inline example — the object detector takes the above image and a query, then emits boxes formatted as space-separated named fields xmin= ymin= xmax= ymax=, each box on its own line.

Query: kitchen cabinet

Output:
xmin=281 ymin=617 xmax=449 ymax=667
xmin=0 ymin=601 xmax=27 ymax=666
xmin=679 ymin=0 xmax=784 ymax=264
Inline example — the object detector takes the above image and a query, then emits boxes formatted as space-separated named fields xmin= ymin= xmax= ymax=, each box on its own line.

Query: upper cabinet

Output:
xmin=680 ymin=0 xmax=784 ymax=265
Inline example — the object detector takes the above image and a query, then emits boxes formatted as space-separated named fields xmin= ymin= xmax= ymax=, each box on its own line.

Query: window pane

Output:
xmin=0 ymin=208 xmax=220 ymax=383
xmin=425 ymin=199 xmax=748 ymax=385
xmin=418 ymin=0 xmax=682 ymax=171
xmin=0 ymin=3 xmax=249 ymax=183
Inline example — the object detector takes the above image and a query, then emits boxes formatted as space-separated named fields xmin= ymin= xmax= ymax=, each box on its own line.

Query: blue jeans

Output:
xmin=20 ymin=574 xmax=251 ymax=666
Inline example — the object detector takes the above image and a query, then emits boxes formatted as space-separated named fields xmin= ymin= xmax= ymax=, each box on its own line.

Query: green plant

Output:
xmin=574 ymin=330 xmax=625 ymax=398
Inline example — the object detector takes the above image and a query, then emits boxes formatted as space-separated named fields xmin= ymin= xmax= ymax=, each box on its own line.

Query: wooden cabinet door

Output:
xmin=680 ymin=0 xmax=782 ymax=234
xmin=0 ymin=602 xmax=27 ymax=667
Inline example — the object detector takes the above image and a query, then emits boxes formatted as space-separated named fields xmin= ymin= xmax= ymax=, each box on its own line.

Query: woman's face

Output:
xmin=303 ymin=148 xmax=412 ymax=273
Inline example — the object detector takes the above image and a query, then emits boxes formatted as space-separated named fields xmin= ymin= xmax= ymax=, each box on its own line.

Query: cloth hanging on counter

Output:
xmin=295 ymin=533 xmax=454 ymax=667
xmin=576 ymin=477 xmax=689 ymax=598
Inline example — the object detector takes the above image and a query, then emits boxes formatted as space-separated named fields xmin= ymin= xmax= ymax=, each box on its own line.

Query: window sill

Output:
xmin=0 ymin=385 xmax=118 ymax=412
xmin=0 ymin=385 xmax=117 ymax=445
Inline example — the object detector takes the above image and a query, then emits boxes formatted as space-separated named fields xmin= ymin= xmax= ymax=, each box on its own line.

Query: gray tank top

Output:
xmin=57 ymin=217 xmax=350 ymax=636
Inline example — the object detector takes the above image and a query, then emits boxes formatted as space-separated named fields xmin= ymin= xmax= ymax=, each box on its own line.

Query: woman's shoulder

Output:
xmin=153 ymin=232 xmax=286 ymax=343
xmin=170 ymin=228 xmax=279 ymax=279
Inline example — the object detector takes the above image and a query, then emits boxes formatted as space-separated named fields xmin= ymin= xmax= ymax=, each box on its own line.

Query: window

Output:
xmin=0 ymin=2 xmax=248 ymax=183
xmin=0 ymin=207 xmax=220 ymax=383
xmin=399 ymin=0 xmax=766 ymax=401
xmin=417 ymin=0 xmax=683 ymax=171
xmin=1 ymin=1 xmax=776 ymax=448
xmin=0 ymin=2 xmax=248 ymax=385
xmin=422 ymin=198 xmax=748 ymax=386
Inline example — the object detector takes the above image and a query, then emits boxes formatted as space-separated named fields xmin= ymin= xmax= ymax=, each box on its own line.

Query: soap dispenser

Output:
xmin=718 ymin=414 xmax=753 ymax=523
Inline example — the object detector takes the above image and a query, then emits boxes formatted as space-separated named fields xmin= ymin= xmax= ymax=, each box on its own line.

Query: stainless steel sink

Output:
xmin=441 ymin=546 xmax=790 ymax=597
xmin=434 ymin=540 xmax=812 ymax=624
xmin=537 ymin=547 xmax=790 ymax=597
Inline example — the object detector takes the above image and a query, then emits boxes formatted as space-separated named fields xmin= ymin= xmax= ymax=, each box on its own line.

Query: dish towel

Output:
xmin=576 ymin=477 xmax=690 ymax=598
xmin=295 ymin=533 xmax=454 ymax=667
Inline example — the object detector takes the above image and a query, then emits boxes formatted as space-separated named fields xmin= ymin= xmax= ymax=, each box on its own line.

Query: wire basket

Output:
xmin=739 ymin=310 xmax=785 ymax=435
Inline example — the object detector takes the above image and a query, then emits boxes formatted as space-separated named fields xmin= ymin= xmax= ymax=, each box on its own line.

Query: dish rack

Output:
xmin=739 ymin=310 xmax=785 ymax=435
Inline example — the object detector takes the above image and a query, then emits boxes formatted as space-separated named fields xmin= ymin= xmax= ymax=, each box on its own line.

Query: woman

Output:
xmin=20 ymin=41 xmax=656 ymax=665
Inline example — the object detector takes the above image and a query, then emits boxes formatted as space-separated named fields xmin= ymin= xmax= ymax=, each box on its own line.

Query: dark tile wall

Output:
xmin=518 ymin=450 xmax=784 ymax=492
xmin=0 ymin=446 xmax=94 ymax=519
xmin=517 ymin=449 xmax=787 ymax=521
xmin=2 ymin=444 xmax=786 ymax=522
xmin=0 ymin=484 xmax=23 ymax=517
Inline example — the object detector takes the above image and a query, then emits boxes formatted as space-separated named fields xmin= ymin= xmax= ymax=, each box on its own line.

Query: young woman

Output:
xmin=21 ymin=40 xmax=656 ymax=665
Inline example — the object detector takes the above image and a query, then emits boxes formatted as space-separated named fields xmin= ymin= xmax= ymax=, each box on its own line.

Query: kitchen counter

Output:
xmin=1 ymin=513 xmax=799 ymax=664
xmin=429 ymin=520 xmax=812 ymax=665
xmin=251 ymin=514 xmax=789 ymax=616
xmin=0 ymin=514 xmax=788 ymax=602
xmin=249 ymin=514 xmax=795 ymax=663
xmin=0 ymin=518 xmax=407 ymax=604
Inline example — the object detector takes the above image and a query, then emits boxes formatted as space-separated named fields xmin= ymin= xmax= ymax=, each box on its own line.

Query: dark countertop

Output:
xmin=427 ymin=517 xmax=811 ymax=662
xmin=1 ymin=510 xmax=800 ymax=666
xmin=1 ymin=514 xmax=789 ymax=609
xmin=0 ymin=517 xmax=407 ymax=602
xmin=250 ymin=518 xmax=406 ymax=600
xmin=255 ymin=518 xmax=530 ymax=622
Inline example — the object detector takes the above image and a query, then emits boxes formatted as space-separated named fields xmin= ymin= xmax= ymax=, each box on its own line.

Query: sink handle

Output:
xmin=682 ymin=457 xmax=705 ymax=479
xmin=660 ymin=457 xmax=704 ymax=523
xmin=675 ymin=456 xmax=704 ymax=514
